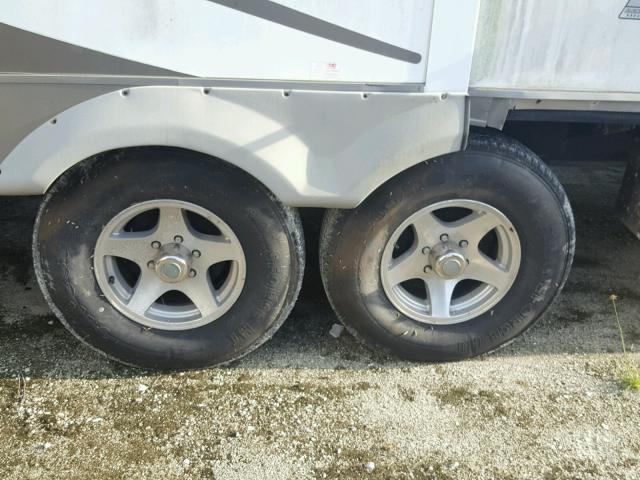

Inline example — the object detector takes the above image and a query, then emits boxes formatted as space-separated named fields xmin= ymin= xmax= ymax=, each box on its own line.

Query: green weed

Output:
xmin=609 ymin=294 xmax=640 ymax=391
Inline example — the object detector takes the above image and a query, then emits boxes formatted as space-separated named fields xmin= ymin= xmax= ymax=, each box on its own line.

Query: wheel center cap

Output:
xmin=154 ymin=244 xmax=191 ymax=283
xmin=160 ymin=262 xmax=182 ymax=280
xmin=429 ymin=243 xmax=467 ymax=279
xmin=439 ymin=255 xmax=465 ymax=278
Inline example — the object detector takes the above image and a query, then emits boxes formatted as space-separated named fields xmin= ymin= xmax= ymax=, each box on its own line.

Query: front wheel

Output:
xmin=320 ymin=131 xmax=575 ymax=361
xmin=34 ymin=148 xmax=304 ymax=369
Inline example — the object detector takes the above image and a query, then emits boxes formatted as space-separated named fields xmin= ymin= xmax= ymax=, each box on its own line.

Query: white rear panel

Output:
xmin=471 ymin=0 xmax=640 ymax=94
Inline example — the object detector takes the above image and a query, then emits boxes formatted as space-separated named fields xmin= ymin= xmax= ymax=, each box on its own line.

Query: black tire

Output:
xmin=320 ymin=131 xmax=575 ymax=361
xmin=34 ymin=148 xmax=304 ymax=369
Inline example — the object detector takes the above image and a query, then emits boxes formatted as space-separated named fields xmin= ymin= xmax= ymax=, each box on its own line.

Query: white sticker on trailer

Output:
xmin=310 ymin=62 xmax=342 ymax=81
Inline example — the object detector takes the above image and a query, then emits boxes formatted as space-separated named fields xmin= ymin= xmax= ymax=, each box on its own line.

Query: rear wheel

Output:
xmin=380 ymin=198 xmax=521 ymax=325
xmin=34 ymin=148 xmax=304 ymax=369
xmin=320 ymin=131 xmax=575 ymax=361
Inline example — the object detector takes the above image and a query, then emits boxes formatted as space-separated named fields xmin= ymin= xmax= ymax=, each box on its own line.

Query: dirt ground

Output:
xmin=0 ymin=155 xmax=639 ymax=479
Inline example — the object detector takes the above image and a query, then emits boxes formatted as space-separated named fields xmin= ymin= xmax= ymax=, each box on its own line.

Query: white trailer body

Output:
xmin=0 ymin=1 xmax=638 ymax=368
xmin=0 ymin=0 xmax=479 ymax=207
xmin=470 ymin=0 xmax=640 ymax=128
xmin=473 ymin=0 xmax=640 ymax=93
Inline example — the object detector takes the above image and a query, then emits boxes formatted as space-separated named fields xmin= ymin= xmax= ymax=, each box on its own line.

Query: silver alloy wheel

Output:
xmin=94 ymin=200 xmax=246 ymax=331
xmin=380 ymin=199 xmax=521 ymax=325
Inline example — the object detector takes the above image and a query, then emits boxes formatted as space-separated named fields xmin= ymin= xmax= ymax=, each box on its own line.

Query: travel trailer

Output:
xmin=1 ymin=0 xmax=639 ymax=368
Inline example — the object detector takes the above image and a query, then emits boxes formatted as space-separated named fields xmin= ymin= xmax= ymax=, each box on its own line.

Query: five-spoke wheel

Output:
xmin=94 ymin=200 xmax=246 ymax=330
xmin=381 ymin=199 xmax=520 ymax=324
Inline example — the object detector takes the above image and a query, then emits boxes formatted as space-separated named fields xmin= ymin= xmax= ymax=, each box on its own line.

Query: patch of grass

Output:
xmin=354 ymin=381 xmax=372 ymax=391
xmin=609 ymin=294 xmax=640 ymax=391
xmin=398 ymin=386 xmax=416 ymax=402
xmin=620 ymin=372 xmax=640 ymax=391
xmin=433 ymin=385 xmax=473 ymax=406
xmin=432 ymin=383 xmax=511 ymax=419
xmin=433 ymin=365 xmax=446 ymax=375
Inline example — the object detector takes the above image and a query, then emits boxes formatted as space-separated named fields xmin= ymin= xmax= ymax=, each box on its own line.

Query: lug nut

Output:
xmin=459 ymin=240 xmax=469 ymax=248
xmin=147 ymin=260 xmax=155 ymax=269
xmin=440 ymin=233 xmax=449 ymax=242
xmin=188 ymin=269 xmax=197 ymax=278
xmin=192 ymin=249 xmax=201 ymax=258
xmin=174 ymin=235 xmax=183 ymax=243
xmin=151 ymin=241 xmax=161 ymax=249
xmin=422 ymin=246 xmax=430 ymax=254
xmin=424 ymin=265 xmax=432 ymax=273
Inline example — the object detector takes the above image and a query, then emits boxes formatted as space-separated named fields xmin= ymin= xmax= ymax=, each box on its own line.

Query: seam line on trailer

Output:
xmin=0 ymin=74 xmax=426 ymax=92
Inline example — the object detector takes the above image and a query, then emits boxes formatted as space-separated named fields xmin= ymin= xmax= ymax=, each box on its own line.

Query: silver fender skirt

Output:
xmin=0 ymin=86 xmax=465 ymax=208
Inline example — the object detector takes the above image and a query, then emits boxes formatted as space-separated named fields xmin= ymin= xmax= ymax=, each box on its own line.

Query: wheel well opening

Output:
xmin=44 ymin=145 xmax=282 ymax=204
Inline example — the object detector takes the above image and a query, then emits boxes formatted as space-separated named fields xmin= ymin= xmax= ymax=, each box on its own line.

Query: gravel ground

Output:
xmin=0 ymin=160 xmax=639 ymax=479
